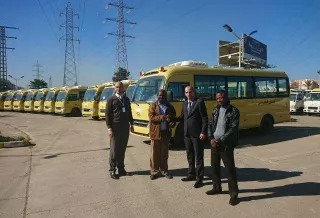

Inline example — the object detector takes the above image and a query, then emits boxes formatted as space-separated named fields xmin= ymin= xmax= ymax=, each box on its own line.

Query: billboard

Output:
xmin=242 ymin=34 xmax=267 ymax=66
xmin=218 ymin=40 xmax=240 ymax=67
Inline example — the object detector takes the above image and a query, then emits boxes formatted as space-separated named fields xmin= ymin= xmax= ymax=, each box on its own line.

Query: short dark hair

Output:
xmin=158 ymin=89 xmax=166 ymax=96
xmin=216 ymin=89 xmax=228 ymax=97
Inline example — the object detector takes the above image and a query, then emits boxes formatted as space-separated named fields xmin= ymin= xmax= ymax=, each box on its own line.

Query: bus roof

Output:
xmin=140 ymin=60 xmax=288 ymax=79
xmin=59 ymin=85 xmax=87 ymax=91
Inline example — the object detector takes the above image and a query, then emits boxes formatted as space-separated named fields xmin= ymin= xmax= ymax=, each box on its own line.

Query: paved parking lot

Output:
xmin=0 ymin=112 xmax=319 ymax=218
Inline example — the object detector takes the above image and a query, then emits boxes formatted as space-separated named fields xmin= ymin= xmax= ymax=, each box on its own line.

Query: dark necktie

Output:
xmin=187 ymin=101 xmax=192 ymax=115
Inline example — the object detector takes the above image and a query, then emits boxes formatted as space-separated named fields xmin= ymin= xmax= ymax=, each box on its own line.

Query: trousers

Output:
xmin=109 ymin=123 xmax=130 ymax=172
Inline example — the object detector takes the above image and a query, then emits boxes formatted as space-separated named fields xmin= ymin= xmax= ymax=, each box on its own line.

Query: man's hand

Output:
xmin=199 ymin=134 xmax=206 ymax=140
xmin=210 ymin=139 xmax=218 ymax=148
xmin=108 ymin=129 xmax=113 ymax=137
xmin=169 ymin=122 xmax=175 ymax=128
xmin=130 ymin=125 xmax=134 ymax=133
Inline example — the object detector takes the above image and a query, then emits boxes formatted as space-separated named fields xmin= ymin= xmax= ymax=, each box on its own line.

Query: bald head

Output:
xmin=185 ymin=86 xmax=194 ymax=101
xmin=114 ymin=82 xmax=124 ymax=95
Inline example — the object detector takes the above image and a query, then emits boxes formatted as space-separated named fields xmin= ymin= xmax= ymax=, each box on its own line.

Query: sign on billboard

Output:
xmin=242 ymin=34 xmax=267 ymax=66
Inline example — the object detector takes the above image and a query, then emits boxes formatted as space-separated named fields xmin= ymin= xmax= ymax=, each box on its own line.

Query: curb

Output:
xmin=0 ymin=141 xmax=26 ymax=148
xmin=0 ymin=120 xmax=36 ymax=146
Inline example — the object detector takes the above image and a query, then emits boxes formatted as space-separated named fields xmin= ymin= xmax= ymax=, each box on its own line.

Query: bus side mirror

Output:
xmin=167 ymin=91 xmax=173 ymax=102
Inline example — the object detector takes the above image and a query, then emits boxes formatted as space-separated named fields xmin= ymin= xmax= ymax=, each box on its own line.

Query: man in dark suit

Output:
xmin=176 ymin=86 xmax=208 ymax=188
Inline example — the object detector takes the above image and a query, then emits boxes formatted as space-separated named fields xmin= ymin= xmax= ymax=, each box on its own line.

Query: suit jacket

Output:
xmin=176 ymin=98 xmax=208 ymax=137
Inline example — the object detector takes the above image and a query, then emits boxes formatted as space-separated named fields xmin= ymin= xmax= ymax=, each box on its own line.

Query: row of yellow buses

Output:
xmin=0 ymin=80 xmax=137 ymax=119
xmin=1 ymin=60 xmax=291 ymax=147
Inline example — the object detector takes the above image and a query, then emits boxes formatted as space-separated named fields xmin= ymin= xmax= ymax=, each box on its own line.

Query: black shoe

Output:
xmin=165 ymin=174 xmax=173 ymax=179
xmin=118 ymin=170 xmax=131 ymax=176
xmin=150 ymin=174 xmax=158 ymax=180
xmin=194 ymin=179 xmax=203 ymax=188
xmin=181 ymin=176 xmax=196 ymax=182
xmin=229 ymin=197 xmax=240 ymax=206
xmin=110 ymin=172 xmax=119 ymax=180
xmin=205 ymin=189 xmax=222 ymax=195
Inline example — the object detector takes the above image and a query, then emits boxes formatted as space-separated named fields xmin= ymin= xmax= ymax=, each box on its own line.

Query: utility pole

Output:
xmin=32 ymin=60 xmax=44 ymax=80
xmin=104 ymin=0 xmax=136 ymax=75
xmin=48 ymin=75 xmax=52 ymax=88
xmin=0 ymin=25 xmax=18 ymax=91
xmin=60 ymin=2 xmax=79 ymax=87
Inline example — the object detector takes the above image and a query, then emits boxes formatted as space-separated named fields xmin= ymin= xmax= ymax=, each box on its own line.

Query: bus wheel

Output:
xmin=308 ymin=113 xmax=312 ymax=116
xmin=173 ymin=123 xmax=184 ymax=148
xmin=92 ymin=116 xmax=99 ymax=120
xmin=258 ymin=115 xmax=274 ymax=135
xmin=297 ymin=108 xmax=304 ymax=115
xmin=71 ymin=108 xmax=81 ymax=117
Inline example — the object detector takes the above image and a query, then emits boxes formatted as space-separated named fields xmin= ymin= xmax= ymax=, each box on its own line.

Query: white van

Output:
xmin=303 ymin=91 xmax=320 ymax=115
xmin=290 ymin=92 xmax=304 ymax=114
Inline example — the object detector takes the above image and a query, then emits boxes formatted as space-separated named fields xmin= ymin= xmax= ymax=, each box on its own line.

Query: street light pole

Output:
xmin=8 ymin=75 xmax=24 ymax=90
xmin=223 ymin=24 xmax=257 ymax=68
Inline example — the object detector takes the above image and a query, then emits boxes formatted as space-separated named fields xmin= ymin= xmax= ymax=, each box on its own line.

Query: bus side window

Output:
xmin=227 ymin=77 xmax=253 ymax=99
xmin=167 ymin=82 xmax=189 ymax=101
xmin=79 ymin=91 xmax=86 ymax=101
xmin=67 ymin=94 xmax=78 ymax=101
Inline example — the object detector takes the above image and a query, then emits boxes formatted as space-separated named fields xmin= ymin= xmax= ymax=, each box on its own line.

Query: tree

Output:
xmin=311 ymin=81 xmax=319 ymax=89
xmin=304 ymin=80 xmax=313 ymax=89
xmin=29 ymin=79 xmax=48 ymax=89
xmin=290 ymin=81 xmax=299 ymax=89
xmin=112 ymin=67 xmax=130 ymax=82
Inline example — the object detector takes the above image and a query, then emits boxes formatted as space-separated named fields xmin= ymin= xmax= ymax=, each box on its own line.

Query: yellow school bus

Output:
xmin=33 ymin=88 xmax=49 ymax=112
xmin=3 ymin=91 xmax=17 ymax=111
xmin=122 ymin=80 xmax=137 ymax=100
xmin=130 ymin=60 xmax=290 ymax=146
xmin=44 ymin=87 xmax=60 ymax=113
xmin=24 ymin=89 xmax=39 ymax=112
xmin=55 ymin=86 xmax=87 ymax=116
xmin=98 ymin=82 xmax=115 ymax=119
xmin=13 ymin=90 xmax=28 ymax=111
xmin=0 ymin=92 xmax=7 ymax=110
xmin=82 ymin=84 xmax=108 ymax=120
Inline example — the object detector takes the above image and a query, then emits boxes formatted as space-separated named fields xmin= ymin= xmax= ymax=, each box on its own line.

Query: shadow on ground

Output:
xmin=133 ymin=166 xmax=302 ymax=182
xmin=239 ymin=182 xmax=320 ymax=201
xmin=142 ymin=126 xmax=320 ymax=150
xmin=0 ymin=145 xmax=134 ymax=158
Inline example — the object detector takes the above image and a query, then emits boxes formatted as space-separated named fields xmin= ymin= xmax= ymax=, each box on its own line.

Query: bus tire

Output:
xmin=71 ymin=108 xmax=81 ymax=117
xmin=173 ymin=123 xmax=184 ymax=148
xmin=92 ymin=116 xmax=99 ymax=120
xmin=258 ymin=115 xmax=274 ymax=135
xmin=297 ymin=108 xmax=304 ymax=115
xmin=308 ymin=113 xmax=312 ymax=116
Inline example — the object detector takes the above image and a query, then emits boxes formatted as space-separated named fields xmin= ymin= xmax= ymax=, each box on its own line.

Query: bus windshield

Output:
xmin=14 ymin=93 xmax=23 ymax=101
xmin=290 ymin=94 xmax=296 ymax=101
xmin=132 ymin=76 xmax=164 ymax=102
xmin=100 ymin=87 xmax=114 ymax=101
xmin=83 ymin=89 xmax=97 ymax=102
xmin=125 ymin=86 xmax=135 ymax=100
xmin=307 ymin=93 xmax=320 ymax=101
xmin=25 ymin=93 xmax=34 ymax=101
xmin=5 ymin=93 xmax=13 ymax=101
xmin=45 ymin=92 xmax=54 ymax=101
xmin=35 ymin=93 xmax=44 ymax=101
xmin=56 ymin=91 xmax=66 ymax=101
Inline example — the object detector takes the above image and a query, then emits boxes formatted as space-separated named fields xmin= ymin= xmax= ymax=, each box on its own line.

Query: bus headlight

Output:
xmin=90 ymin=108 xmax=95 ymax=112
xmin=147 ymin=122 xmax=150 ymax=128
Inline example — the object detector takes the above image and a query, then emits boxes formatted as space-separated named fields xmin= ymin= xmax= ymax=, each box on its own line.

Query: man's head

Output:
xmin=185 ymin=86 xmax=194 ymax=101
xmin=157 ymin=89 xmax=167 ymax=104
xmin=114 ymin=82 xmax=124 ymax=95
xmin=216 ymin=90 xmax=229 ymax=106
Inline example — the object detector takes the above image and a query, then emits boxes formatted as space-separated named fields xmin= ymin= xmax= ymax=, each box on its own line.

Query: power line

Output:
xmin=60 ymin=2 xmax=80 ymax=86
xmin=36 ymin=0 xmax=60 ymax=41
xmin=32 ymin=60 xmax=44 ymax=80
xmin=103 ymin=0 xmax=137 ymax=73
